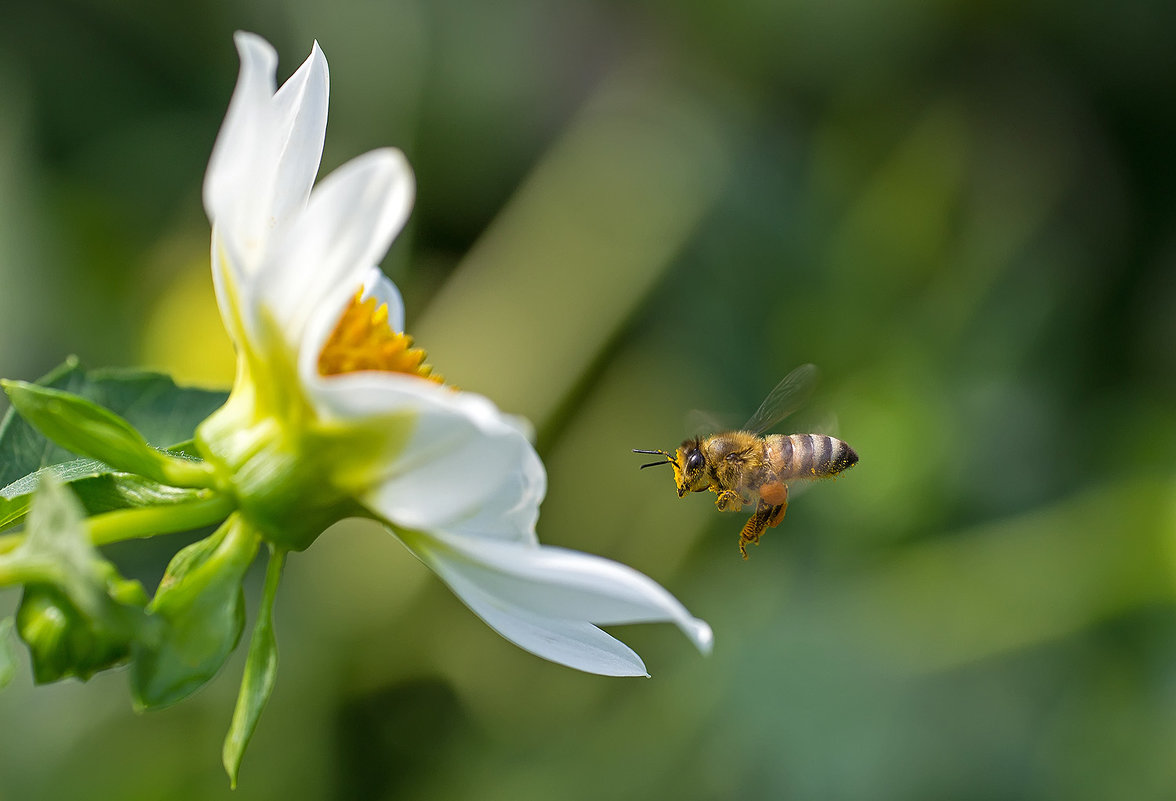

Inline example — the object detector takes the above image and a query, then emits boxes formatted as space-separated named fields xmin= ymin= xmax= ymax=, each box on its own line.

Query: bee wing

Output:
xmin=808 ymin=412 xmax=840 ymax=439
xmin=684 ymin=408 xmax=731 ymax=437
xmin=784 ymin=476 xmax=815 ymax=498
xmin=742 ymin=363 xmax=818 ymax=434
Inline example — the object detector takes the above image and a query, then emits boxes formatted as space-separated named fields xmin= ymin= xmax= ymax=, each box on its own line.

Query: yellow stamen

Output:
xmin=318 ymin=290 xmax=444 ymax=383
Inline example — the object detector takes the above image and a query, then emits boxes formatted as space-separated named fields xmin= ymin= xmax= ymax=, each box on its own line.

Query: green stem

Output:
xmin=0 ymin=560 xmax=58 ymax=587
xmin=0 ymin=492 xmax=236 ymax=557
xmin=87 ymin=492 xmax=237 ymax=547
xmin=159 ymin=456 xmax=220 ymax=490
xmin=261 ymin=547 xmax=286 ymax=609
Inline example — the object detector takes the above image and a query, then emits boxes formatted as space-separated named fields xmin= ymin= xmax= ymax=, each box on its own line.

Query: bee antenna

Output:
xmin=633 ymin=448 xmax=672 ymax=469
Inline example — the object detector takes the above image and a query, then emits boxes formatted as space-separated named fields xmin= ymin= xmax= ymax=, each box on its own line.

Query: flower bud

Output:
xmin=16 ymin=578 xmax=145 ymax=683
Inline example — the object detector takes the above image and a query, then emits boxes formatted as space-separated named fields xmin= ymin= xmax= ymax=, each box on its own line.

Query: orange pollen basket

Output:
xmin=317 ymin=289 xmax=444 ymax=383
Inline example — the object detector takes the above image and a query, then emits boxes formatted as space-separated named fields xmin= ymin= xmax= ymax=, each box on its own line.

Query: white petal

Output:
xmin=203 ymin=32 xmax=277 ymax=226
xmin=204 ymin=33 xmax=329 ymax=276
xmin=398 ymin=529 xmax=713 ymax=675
xmin=436 ymin=440 xmax=545 ymax=542
xmin=262 ymin=148 xmax=414 ymax=339
xmin=431 ymin=532 xmax=713 ymax=640
xmin=266 ymin=40 xmax=329 ymax=227
xmin=433 ymin=564 xmax=650 ymax=676
xmin=210 ymin=225 xmax=250 ymax=349
xmin=365 ymin=411 xmax=524 ymax=533
xmin=309 ymin=374 xmax=544 ymax=540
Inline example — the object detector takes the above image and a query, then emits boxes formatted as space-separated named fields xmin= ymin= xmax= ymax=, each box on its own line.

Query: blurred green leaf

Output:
xmin=0 ymin=617 xmax=15 ymax=689
xmin=223 ymin=547 xmax=285 ymax=788
xmin=131 ymin=517 xmax=259 ymax=709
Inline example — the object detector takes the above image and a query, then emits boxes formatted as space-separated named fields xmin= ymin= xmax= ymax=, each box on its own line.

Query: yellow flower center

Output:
xmin=317 ymin=290 xmax=443 ymax=383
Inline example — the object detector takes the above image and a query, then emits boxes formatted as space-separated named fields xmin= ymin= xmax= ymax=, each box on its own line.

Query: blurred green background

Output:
xmin=2 ymin=0 xmax=1176 ymax=798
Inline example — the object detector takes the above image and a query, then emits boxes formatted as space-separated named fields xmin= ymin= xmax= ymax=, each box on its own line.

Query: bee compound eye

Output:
xmin=686 ymin=451 xmax=704 ymax=472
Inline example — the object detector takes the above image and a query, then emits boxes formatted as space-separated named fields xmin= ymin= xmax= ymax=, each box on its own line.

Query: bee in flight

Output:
xmin=634 ymin=364 xmax=858 ymax=559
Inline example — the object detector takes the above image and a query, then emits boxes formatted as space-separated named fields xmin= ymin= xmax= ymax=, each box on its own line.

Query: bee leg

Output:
xmin=765 ymin=486 xmax=788 ymax=529
xmin=749 ymin=483 xmax=789 ymax=532
xmin=766 ymin=501 xmax=787 ymax=528
xmin=737 ymin=504 xmax=774 ymax=559
xmin=715 ymin=489 xmax=744 ymax=512
xmin=737 ymin=497 xmax=789 ymax=558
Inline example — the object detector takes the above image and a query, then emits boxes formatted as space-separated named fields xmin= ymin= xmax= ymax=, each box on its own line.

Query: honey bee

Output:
xmin=634 ymin=364 xmax=858 ymax=558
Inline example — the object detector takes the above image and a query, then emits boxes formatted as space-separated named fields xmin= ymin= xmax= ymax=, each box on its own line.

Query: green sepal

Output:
xmin=223 ymin=546 xmax=285 ymax=788
xmin=131 ymin=516 xmax=260 ymax=709
xmin=1 ymin=381 xmax=214 ymax=490
xmin=4 ymin=475 xmax=148 ymax=683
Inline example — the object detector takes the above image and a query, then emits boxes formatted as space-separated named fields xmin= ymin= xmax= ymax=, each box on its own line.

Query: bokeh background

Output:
xmin=2 ymin=0 xmax=1176 ymax=798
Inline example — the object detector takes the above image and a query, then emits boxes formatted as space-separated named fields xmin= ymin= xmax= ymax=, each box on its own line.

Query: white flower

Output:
xmin=195 ymin=32 xmax=712 ymax=676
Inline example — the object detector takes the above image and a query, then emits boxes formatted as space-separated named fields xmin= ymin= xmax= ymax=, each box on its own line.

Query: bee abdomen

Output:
xmin=775 ymin=434 xmax=859 ymax=479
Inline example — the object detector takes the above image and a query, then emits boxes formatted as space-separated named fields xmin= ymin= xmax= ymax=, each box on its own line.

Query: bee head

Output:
xmin=673 ymin=438 xmax=710 ymax=497
xmin=633 ymin=442 xmax=706 ymax=497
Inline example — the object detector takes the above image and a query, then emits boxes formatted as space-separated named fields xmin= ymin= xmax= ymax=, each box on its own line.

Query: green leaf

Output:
xmin=223 ymin=547 xmax=285 ymax=788
xmin=0 ymin=495 xmax=28 ymax=531
xmin=2 ymin=467 xmax=210 ymax=534
xmin=0 ymin=357 xmax=226 ymax=482
xmin=2 ymin=459 xmax=114 ymax=532
xmin=0 ymin=617 xmax=16 ymax=689
xmin=131 ymin=516 xmax=260 ymax=709
xmin=67 ymin=472 xmax=210 ymax=515
xmin=165 ymin=439 xmax=202 ymax=458
xmin=0 ymin=357 xmax=226 ymax=484
xmin=0 ymin=359 xmax=227 ymax=530
xmin=3 ymin=458 xmax=112 ymax=500
xmin=1 ymin=381 xmax=215 ymax=489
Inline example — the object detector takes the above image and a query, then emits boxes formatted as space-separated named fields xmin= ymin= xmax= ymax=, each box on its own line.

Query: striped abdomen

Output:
xmin=766 ymin=433 xmax=858 ymax=480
